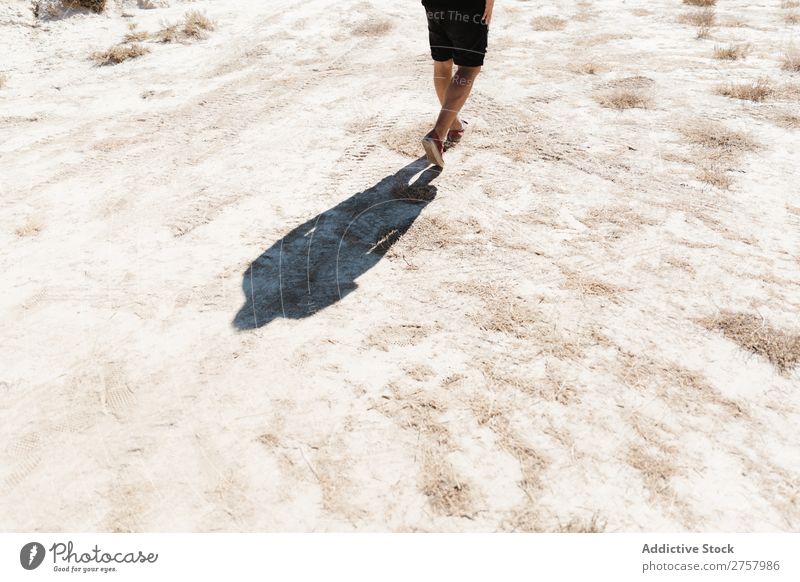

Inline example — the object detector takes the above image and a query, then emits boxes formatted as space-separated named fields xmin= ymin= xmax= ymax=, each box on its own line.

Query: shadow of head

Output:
xmin=233 ymin=158 xmax=439 ymax=330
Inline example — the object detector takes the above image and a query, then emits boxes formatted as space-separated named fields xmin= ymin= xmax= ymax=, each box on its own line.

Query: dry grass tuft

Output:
xmin=627 ymin=445 xmax=678 ymax=496
xmin=716 ymin=77 xmax=774 ymax=101
xmin=123 ymin=23 xmax=149 ymax=43
xmin=91 ymin=43 xmax=150 ymax=66
xmin=782 ymin=0 xmax=800 ymax=8
xmin=782 ymin=50 xmax=800 ymax=72
xmin=0 ymin=74 xmax=6 ymax=89
xmin=713 ymin=43 xmax=750 ymax=60
xmin=569 ymin=61 xmax=607 ymax=75
xmin=679 ymin=9 xmax=716 ymax=28
xmin=532 ymin=16 xmax=567 ymax=31
xmin=352 ymin=19 xmax=393 ymax=37
xmin=561 ymin=269 xmax=626 ymax=300
xmin=699 ymin=311 xmax=800 ymax=374
xmin=421 ymin=452 xmax=476 ymax=517
xmin=183 ymin=10 xmax=215 ymax=38
xmin=594 ymin=88 xmax=653 ymax=109
xmin=32 ymin=0 xmax=106 ymax=18
xmin=156 ymin=24 xmax=180 ymax=43
xmin=684 ymin=0 xmax=716 ymax=5
xmin=785 ymin=11 xmax=800 ymax=24
xmin=775 ymin=112 xmax=800 ymax=128
xmin=679 ymin=120 xmax=757 ymax=153
xmin=696 ymin=165 xmax=733 ymax=189
xmin=559 ymin=514 xmax=607 ymax=533
xmin=158 ymin=11 xmax=215 ymax=43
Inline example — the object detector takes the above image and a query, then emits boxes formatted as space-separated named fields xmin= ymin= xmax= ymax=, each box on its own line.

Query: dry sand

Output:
xmin=1 ymin=0 xmax=799 ymax=532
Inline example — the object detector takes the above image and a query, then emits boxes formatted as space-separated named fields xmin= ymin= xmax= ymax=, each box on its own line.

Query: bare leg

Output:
xmin=432 ymin=65 xmax=480 ymax=139
xmin=433 ymin=60 xmax=464 ymax=132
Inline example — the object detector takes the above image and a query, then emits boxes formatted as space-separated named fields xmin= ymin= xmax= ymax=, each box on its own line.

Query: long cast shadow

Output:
xmin=233 ymin=157 xmax=440 ymax=330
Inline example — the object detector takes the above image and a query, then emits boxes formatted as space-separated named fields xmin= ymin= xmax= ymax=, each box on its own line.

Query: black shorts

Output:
xmin=425 ymin=9 xmax=488 ymax=67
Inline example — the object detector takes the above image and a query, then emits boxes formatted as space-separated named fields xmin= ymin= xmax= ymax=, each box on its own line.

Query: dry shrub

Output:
xmin=679 ymin=120 xmax=757 ymax=153
xmin=594 ymin=88 xmax=653 ymax=109
xmin=352 ymin=19 xmax=393 ymax=37
xmin=532 ymin=16 xmax=567 ymax=31
xmin=716 ymin=78 xmax=774 ymax=101
xmin=183 ymin=10 xmax=215 ymax=37
xmin=679 ymin=9 xmax=716 ymax=27
xmin=158 ymin=10 xmax=215 ymax=42
xmin=783 ymin=50 xmax=800 ymax=72
xmin=684 ymin=0 xmax=716 ymax=5
xmin=91 ymin=43 xmax=150 ymax=66
xmin=700 ymin=311 xmax=800 ymax=373
xmin=713 ymin=43 xmax=749 ymax=60
xmin=123 ymin=23 xmax=149 ymax=43
xmin=786 ymin=11 xmax=800 ymax=24
xmin=782 ymin=0 xmax=800 ymax=8
xmin=32 ymin=0 xmax=105 ymax=17
xmin=696 ymin=165 xmax=732 ymax=189
xmin=696 ymin=26 xmax=712 ymax=39
xmin=156 ymin=24 xmax=180 ymax=43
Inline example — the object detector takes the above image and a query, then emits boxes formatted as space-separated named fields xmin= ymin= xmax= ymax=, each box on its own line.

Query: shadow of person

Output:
xmin=233 ymin=157 xmax=440 ymax=330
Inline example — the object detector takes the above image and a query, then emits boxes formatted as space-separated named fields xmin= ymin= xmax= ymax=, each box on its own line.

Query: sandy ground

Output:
xmin=1 ymin=0 xmax=799 ymax=532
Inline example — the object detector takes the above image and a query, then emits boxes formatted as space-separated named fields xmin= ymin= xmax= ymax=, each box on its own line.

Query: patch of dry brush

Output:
xmin=31 ymin=0 xmax=105 ymax=18
xmin=91 ymin=43 xmax=150 ymax=66
xmin=699 ymin=311 xmax=800 ymax=374
xmin=713 ymin=43 xmax=749 ymax=60
xmin=716 ymin=78 xmax=774 ymax=101
xmin=158 ymin=10 xmax=216 ymax=43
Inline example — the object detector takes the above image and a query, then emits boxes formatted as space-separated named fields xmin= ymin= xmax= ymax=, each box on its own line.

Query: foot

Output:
xmin=422 ymin=129 xmax=445 ymax=167
xmin=446 ymin=118 xmax=467 ymax=149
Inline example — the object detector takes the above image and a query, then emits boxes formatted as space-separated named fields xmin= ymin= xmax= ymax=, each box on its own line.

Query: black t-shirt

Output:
xmin=421 ymin=1 xmax=486 ymax=11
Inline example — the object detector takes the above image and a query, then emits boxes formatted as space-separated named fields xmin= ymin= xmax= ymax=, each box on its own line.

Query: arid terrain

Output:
xmin=1 ymin=0 xmax=798 ymax=532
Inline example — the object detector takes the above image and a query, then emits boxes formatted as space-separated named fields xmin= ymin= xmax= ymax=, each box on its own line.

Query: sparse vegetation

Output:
xmin=696 ymin=165 xmax=733 ymax=189
xmin=700 ymin=311 xmax=800 ymax=374
xmin=0 ymin=74 xmax=6 ymax=89
xmin=123 ymin=23 xmax=149 ymax=43
xmin=594 ymin=88 xmax=653 ymax=109
xmin=569 ymin=61 xmax=606 ymax=75
xmin=782 ymin=50 xmax=800 ymax=72
xmin=684 ymin=0 xmax=716 ymax=5
xmin=785 ymin=11 xmax=800 ymax=24
xmin=679 ymin=9 xmax=716 ymax=28
xmin=713 ymin=43 xmax=750 ymax=60
xmin=157 ymin=10 xmax=216 ymax=43
xmin=716 ymin=78 xmax=774 ymax=101
xmin=91 ymin=43 xmax=150 ymax=66
xmin=31 ymin=0 xmax=106 ymax=18
xmin=183 ymin=10 xmax=215 ymax=38
xmin=680 ymin=120 xmax=757 ymax=152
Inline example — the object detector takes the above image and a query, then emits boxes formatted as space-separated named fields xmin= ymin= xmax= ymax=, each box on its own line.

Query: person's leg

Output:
xmin=433 ymin=60 xmax=465 ymax=132
xmin=432 ymin=65 xmax=480 ymax=139
xmin=433 ymin=59 xmax=452 ymax=106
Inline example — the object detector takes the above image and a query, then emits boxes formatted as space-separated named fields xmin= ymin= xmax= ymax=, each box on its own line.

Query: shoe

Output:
xmin=445 ymin=119 xmax=468 ymax=150
xmin=422 ymin=129 xmax=445 ymax=167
